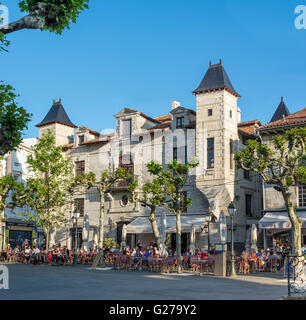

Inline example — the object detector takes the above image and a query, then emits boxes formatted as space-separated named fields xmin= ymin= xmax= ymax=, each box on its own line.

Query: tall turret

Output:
xmin=36 ymin=99 xmax=77 ymax=146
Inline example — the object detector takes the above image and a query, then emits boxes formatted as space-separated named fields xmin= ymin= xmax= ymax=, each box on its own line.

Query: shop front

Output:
xmin=258 ymin=210 xmax=306 ymax=248
xmin=5 ymin=222 xmax=36 ymax=249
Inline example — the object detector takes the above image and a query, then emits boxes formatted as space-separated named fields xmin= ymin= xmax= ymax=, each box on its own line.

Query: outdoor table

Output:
xmin=190 ymin=257 xmax=210 ymax=274
xmin=151 ymin=257 xmax=165 ymax=272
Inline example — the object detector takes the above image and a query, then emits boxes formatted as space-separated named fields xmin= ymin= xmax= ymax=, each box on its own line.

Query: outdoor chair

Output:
xmin=113 ymin=255 xmax=121 ymax=270
xmin=120 ymin=255 xmax=128 ymax=270
xmin=269 ymin=257 xmax=279 ymax=272
xmin=190 ymin=256 xmax=199 ymax=275
xmin=166 ymin=257 xmax=177 ymax=273
xmin=147 ymin=257 xmax=154 ymax=272
xmin=182 ymin=255 xmax=189 ymax=270
xmin=129 ymin=257 xmax=139 ymax=271
xmin=239 ymin=257 xmax=250 ymax=275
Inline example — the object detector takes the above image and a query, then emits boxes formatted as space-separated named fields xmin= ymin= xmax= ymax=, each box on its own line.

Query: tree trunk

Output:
xmin=0 ymin=208 xmax=3 ymax=252
xmin=98 ymin=194 xmax=105 ymax=267
xmin=176 ymin=213 xmax=183 ymax=274
xmin=0 ymin=3 xmax=48 ymax=35
xmin=149 ymin=209 xmax=161 ymax=246
xmin=282 ymin=188 xmax=304 ymax=279
xmin=45 ymin=226 xmax=49 ymax=253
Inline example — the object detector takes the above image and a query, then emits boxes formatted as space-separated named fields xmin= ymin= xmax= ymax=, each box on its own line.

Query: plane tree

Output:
xmin=235 ymin=127 xmax=306 ymax=277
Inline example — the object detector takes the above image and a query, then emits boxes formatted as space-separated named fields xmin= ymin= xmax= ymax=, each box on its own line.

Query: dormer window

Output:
xmin=78 ymin=135 xmax=84 ymax=145
xmin=122 ymin=119 xmax=132 ymax=138
xmin=176 ymin=117 xmax=184 ymax=129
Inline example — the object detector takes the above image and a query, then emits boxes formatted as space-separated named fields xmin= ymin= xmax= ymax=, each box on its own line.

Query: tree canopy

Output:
xmin=0 ymin=82 xmax=32 ymax=157
xmin=16 ymin=130 xmax=73 ymax=250
xmin=235 ymin=127 xmax=306 ymax=275
xmin=0 ymin=0 xmax=89 ymax=51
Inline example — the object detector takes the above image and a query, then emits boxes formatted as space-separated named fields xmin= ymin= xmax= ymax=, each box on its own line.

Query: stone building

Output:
xmin=258 ymin=101 xmax=306 ymax=248
xmin=36 ymin=60 xmax=263 ymax=253
xmin=1 ymin=138 xmax=39 ymax=250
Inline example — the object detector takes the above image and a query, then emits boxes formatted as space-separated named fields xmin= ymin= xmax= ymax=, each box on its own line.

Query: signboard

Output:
xmin=10 ymin=226 xmax=32 ymax=231
xmin=215 ymin=244 xmax=227 ymax=252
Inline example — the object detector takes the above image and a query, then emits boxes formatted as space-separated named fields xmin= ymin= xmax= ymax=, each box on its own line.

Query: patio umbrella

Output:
xmin=190 ymin=224 xmax=196 ymax=255
xmin=94 ymin=227 xmax=98 ymax=249
xmin=121 ymin=224 xmax=127 ymax=250
xmin=251 ymin=224 xmax=258 ymax=251
xmin=159 ymin=211 xmax=168 ymax=257
xmin=82 ymin=213 xmax=90 ymax=251
xmin=219 ymin=210 xmax=227 ymax=244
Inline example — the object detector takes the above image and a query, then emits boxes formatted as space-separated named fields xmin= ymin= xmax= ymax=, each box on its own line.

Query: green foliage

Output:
xmin=85 ymin=167 xmax=129 ymax=192
xmin=144 ymin=159 xmax=199 ymax=215
xmin=0 ymin=82 xmax=32 ymax=156
xmin=235 ymin=128 xmax=306 ymax=188
xmin=103 ymin=238 xmax=119 ymax=249
xmin=18 ymin=0 xmax=89 ymax=34
xmin=0 ymin=175 xmax=23 ymax=212
xmin=0 ymin=32 xmax=10 ymax=52
xmin=16 ymin=130 xmax=73 ymax=233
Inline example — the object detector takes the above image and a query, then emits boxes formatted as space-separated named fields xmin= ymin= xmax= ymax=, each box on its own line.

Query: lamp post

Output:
xmin=228 ymin=201 xmax=236 ymax=277
xmin=206 ymin=211 xmax=213 ymax=255
xmin=72 ymin=210 xmax=80 ymax=266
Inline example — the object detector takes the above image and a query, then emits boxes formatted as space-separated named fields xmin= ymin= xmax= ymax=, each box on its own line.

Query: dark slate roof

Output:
xmin=36 ymin=99 xmax=77 ymax=128
xmin=270 ymin=97 xmax=291 ymax=123
xmin=193 ymin=60 xmax=240 ymax=97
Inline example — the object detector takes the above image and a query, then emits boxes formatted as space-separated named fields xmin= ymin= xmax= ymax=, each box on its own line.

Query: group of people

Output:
xmin=108 ymin=240 xmax=215 ymax=272
xmin=238 ymin=243 xmax=296 ymax=274
xmin=2 ymin=238 xmax=45 ymax=264
xmin=1 ymin=238 xmax=101 ymax=265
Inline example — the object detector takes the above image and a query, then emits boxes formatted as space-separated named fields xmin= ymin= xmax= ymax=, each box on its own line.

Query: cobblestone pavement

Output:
xmin=0 ymin=264 xmax=288 ymax=300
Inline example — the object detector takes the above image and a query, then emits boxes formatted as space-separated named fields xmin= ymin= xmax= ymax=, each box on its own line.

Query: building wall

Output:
xmin=40 ymin=95 xmax=263 ymax=252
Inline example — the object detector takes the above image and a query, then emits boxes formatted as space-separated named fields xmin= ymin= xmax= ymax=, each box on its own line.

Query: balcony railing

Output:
xmin=110 ymin=175 xmax=138 ymax=190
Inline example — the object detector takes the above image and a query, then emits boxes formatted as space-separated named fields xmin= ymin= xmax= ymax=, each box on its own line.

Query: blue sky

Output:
xmin=1 ymin=0 xmax=306 ymax=138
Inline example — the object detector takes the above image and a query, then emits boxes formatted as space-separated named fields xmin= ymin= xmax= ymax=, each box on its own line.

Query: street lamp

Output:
xmin=228 ymin=201 xmax=236 ymax=277
xmin=206 ymin=211 xmax=213 ymax=255
xmin=72 ymin=210 xmax=80 ymax=266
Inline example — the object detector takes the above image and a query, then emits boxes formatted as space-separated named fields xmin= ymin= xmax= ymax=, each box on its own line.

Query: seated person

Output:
xmin=24 ymin=245 xmax=32 ymax=263
xmin=52 ymin=246 xmax=62 ymax=264
xmin=32 ymin=246 xmax=41 ymax=264
xmin=209 ymin=246 xmax=215 ymax=256
xmin=5 ymin=244 xmax=13 ymax=262
xmin=141 ymin=250 xmax=151 ymax=268
xmin=200 ymin=250 xmax=207 ymax=259
xmin=132 ymin=248 xmax=142 ymax=270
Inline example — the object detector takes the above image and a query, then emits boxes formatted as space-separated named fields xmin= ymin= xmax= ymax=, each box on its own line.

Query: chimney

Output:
xmin=171 ymin=100 xmax=181 ymax=110
xmin=53 ymin=99 xmax=56 ymax=105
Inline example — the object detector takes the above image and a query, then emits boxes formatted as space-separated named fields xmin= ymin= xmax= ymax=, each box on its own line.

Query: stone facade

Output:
xmin=35 ymin=61 xmax=263 ymax=253
xmin=259 ymin=107 xmax=306 ymax=247
xmin=1 ymin=139 xmax=40 ymax=250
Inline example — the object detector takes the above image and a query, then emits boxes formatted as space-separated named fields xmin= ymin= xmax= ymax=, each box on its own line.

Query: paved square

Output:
xmin=0 ymin=264 xmax=288 ymax=300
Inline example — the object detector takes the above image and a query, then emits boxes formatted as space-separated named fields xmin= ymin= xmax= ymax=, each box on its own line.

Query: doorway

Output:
xmin=170 ymin=233 xmax=189 ymax=253
xmin=71 ymin=228 xmax=83 ymax=250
